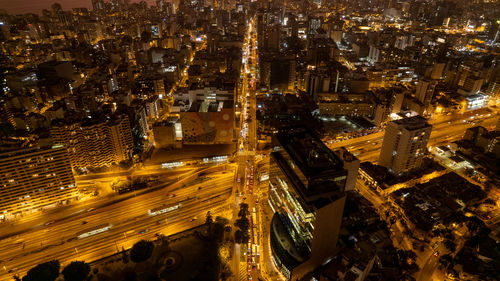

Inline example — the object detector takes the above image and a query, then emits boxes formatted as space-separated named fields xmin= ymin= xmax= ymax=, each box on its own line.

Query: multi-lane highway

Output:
xmin=328 ymin=108 xmax=499 ymax=163
xmin=0 ymin=165 xmax=211 ymax=238
xmin=0 ymin=35 xmax=224 ymax=281
xmin=0 ymin=167 xmax=234 ymax=280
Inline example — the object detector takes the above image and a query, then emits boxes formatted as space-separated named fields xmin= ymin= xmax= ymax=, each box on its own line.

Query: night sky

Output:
xmin=0 ymin=0 xmax=158 ymax=15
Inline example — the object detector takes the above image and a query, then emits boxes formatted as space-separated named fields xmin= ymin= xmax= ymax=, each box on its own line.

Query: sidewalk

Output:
xmin=258 ymin=199 xmax=285 ymax=281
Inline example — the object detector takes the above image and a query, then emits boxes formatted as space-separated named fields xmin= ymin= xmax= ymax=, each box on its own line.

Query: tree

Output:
xmin=220 ymin=262 xmax=232 ymax=281
xmin=238 ymin=208 xmax=249 ymax=218
xmin=444 ymin=240 xmax=457 ymax=253
xmin=205 ymin=211 xmax=214 ymax=235
xmin=205 ymin=211 xmax=213 ymax=225
xmin=406 ymin=250 xmax=417 ymax=261
xmin=438 ymin=254 xmax=454 ymax=269
xmin=483 ymin=198 xmax=496 ymax=206
xmin=405 ymin=262 xmax=420 ymax=275
xmin=466 ymin=217 xmax=487 ymax=235
xmin=119 ymin=160 xmax=133 ymax=170
xmin=234 ymin=217 xmax=250 ymax=231
xmin=396 ymin=250 xmax=419 ymax=274
xmin=238 ymin=203 xmax=249 ymax=218
xmin=130 ymin=240 xmax=154 ymax=263
xmin=234 ymin=230 xmax=249 ymax=244
xmin=23 ymin=260 xmax=60 ymax=281
xmin=62 ymin=261 xmax=90 ymax=281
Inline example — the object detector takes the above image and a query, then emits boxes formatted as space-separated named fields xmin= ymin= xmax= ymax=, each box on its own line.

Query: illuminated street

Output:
xmin=1 ymin=0 xmax=500 ymax=280
xmin=328 ymin=107 xmax=499 ymax=163
xmin=0 ymin=166 xmax=234 ymax=280
xmin=232 ymin=16 xmax=266 ymax=281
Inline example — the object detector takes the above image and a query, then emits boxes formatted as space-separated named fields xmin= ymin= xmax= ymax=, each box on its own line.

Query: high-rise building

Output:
xmin=308 ymin=17 xmax=322 ymax=35
xmin=263 ymin=24 xmax=280 ymax=52
xmin=461 ymin=76 xmax=484 ymax=94
xmin=0 ymin=146 xmax=77 ymax=220
xmin=430 ymin=63 xmax=445 ymax=80
xmin=50 ymin=115 xmax=134 ymax=169
xmin=378 ymin=116 xmax=432 ymax=174
xmin=91 ymin=0 xmax=105 ymax=11
xmin=268 ymin=129 xmax=347 ymax=280
xmin=415 ymin=79 xmax=436 ymax=105
xmin=333 ymin=147 xmax=360 ymax=191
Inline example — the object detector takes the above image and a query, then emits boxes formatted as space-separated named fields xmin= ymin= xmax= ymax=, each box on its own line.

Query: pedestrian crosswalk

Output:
xmin=238 ymin=262 xmax=248 ymax=281
xmin=239 ymin=151 xmax=256 ymax=156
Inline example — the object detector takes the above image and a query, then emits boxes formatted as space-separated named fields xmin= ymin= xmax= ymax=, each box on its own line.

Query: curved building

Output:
xmin=268 ymin=128 xmax=347 ymax=280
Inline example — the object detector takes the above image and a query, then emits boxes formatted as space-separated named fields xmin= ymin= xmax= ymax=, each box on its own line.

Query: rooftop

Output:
xmin=391 ymin=115 xmax=431 ymax=131
xmin=275 ymin=129 xmax=344 ymax=180
xmin=272 ymin=128 xmax=347 ymax=207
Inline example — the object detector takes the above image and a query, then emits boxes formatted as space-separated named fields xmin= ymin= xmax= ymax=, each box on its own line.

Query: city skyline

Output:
xmin=0 ymin=0 xmax=162 ymax=15
xmin=0 ymin=0 xmax=499 ymax=280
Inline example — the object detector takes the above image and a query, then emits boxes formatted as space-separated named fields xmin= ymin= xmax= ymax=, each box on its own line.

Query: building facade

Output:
xmin=0 ymin=146 xmax=77 ymax=219
xmin=268 ymin=129 xmax=347 ymax=280
xmin=378 ymin=116 xmax=432 ymax=174
xmin=50 ymin=115 xmax=134 ymax=169
xmin=171 ymin=87 xmax=235 ymax=144
xmin=333 ymin=147 xmax=360 ymax=191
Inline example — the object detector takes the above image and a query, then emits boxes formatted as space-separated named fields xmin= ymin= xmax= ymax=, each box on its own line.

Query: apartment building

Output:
xmin=378 ymin=116 xmax=432 ymax=174
xmin=50 ymin=115 xmax=134 ymax=169
xmin=0 ymin=146 xmax=77 ymax=219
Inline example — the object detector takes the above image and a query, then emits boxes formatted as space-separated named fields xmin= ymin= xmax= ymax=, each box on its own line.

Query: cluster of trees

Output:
xmin=396 ymin=249 xmax=420 ymax=276
xmin=130 ymin=240 xmax=154 ymax=263
xmin=17 ymin=260 xmax=90 ymax=281
xmin=234 ymin=203 xmax=250 ymax=244
xmin=438 ymin=229 xmax=499 ymax=280
xmin=441 ymin=213 xmax=490 ymax=237
xmin=18 ymin=240 xmax=155 ymax=281
xmin=438 ymin=254 xmax=454 ymax=270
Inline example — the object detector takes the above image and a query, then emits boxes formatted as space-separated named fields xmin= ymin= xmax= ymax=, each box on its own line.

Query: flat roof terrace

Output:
xmin=275 ymin=129 xmax=344 ymax=180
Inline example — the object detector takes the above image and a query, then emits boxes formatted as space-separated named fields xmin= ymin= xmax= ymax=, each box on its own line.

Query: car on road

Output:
xmin=156 ymin=220 xmax=166 ymax=225
xmin=87 ymin=208 xmax=95 ymax=212
xmin=433 ymin=251 xmax=439 ymax=257
xmin=139 ymin=229 xmax=150 ymax=235
xmin=81 ymin=221 xmax=88 ymax=225
xmin=45 ymin=220 xmax=55 ymax=226
xmin=478 ymin=213 xmax=492 ymax=221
